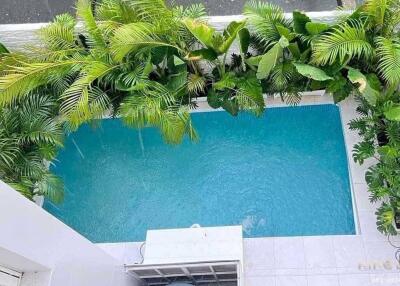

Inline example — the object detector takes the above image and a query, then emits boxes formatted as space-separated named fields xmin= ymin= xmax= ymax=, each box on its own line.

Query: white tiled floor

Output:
xmin=98 ymin=95 xmax=400 ymax=286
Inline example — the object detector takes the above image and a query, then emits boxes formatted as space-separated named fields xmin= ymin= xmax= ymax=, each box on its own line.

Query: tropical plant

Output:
xmin=182 ymin=17 xmax=266 ymax=115
xmin=0 ymin=0 xmax=210 ymax=144
xmin=0 ymin=42 xmax=64 ymax=202
xmin=244 ymin=1 xmax=335 ymax=105
xmin=0 ymin=92 xmax=64 ymax=203
xmin=350 ymin=90 xmax=400 ymax=235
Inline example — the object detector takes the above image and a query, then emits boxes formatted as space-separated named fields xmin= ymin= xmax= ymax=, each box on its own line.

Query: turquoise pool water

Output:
xmin=45 ymin=104 xmax=355 ymax=242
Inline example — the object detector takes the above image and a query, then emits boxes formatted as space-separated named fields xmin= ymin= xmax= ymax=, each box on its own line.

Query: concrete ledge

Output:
xmin=0 ymin=11 xmax=351 ymax=50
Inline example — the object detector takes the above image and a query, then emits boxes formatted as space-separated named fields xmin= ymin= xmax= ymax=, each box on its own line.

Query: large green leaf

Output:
xmin=219 ymin=21 xmax=247 ymax=54
xmin=246 ymin=55 xmax=263 ymax=66
xmin=384 ymin=105 xmax=400 ymax=121
xmin=347 ymin=68 xmax=379 ymax=106
xmin=238 ymin=28 xmax=251 ymax=54
xmin=305 ymin=22 xmax=329 ymax=35
xmin=288 ymin=43 xmax=301 ymax=58
xmin=257 ymin=45 xmax=282 ymax=79
xmin=256 ymin=37 xmax=288 ymax=80
xmin=293 ymin=63 xmax=333 ymax=81
xmin=276 ymin=24 xmax=295 ymax=41
xmin=293 ymin=11 xmax=311 ymax=34
xmin=214 ymin=72 xmax=236 ymax=90
xmin=326 ymin=74 xmax=352 ymax=103
xmin=186 ymin=48 xmax=218 ymax=61
xmin=182 ymin=18 xmax=216 ymax=49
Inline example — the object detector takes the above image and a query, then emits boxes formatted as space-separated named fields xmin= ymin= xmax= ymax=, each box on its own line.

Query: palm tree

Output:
xmin=0 ymin=0 xmax=208 ymax=144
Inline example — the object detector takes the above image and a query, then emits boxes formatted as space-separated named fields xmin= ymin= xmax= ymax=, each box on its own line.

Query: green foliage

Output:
xmin=384 ymin=105 xmax=400 ymax=121
xmin=0 ymin=43 xmax=8 ymax=54
xmin=347 ymin=68 xmax=379 ymax=106
xmin=375 ymin=37 xmax=400 ymax=87
xmin=305 ymin=22 xmax=329 ymax=36
xmin=292 ymin=11 xmax=311 ymax=34
xmin=0 ymin=93 xmax=64 ymax=203
xmin=256 ymin=36 xmax=288 ymax=80
xmin=243 ymin=1 xmax=291 ymax=50
xmin=293 ymin=63 xmax=333 ymax=81
xmin=312 ymin=21 xmax=373 ymax=65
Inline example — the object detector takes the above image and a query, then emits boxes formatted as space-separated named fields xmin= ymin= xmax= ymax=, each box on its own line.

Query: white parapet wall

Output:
xmin=0 ymin=180 xmax=137 ymax=286
xmin=0 ymin=11 xmax=349 ymax=50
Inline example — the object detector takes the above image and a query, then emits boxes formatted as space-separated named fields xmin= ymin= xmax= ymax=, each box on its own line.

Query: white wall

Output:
xmin=0 ymin=180 xmax=137 ymax=286
xmin=0 ymin=12 xmax=348 ymax=50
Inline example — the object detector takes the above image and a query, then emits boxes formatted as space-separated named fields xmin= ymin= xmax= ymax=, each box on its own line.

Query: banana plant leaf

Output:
xmin=219 ymin=21 xmax=247 ymax=54
xmin=256 ymin=36 xmax=289 ymax=80
xmin=294 ymin=63 xmax=333 ymax=81
xmin=182 ymin=19 xmax=216 ymax=49
xmin=347 ymin=68 xmax=379 ymax=106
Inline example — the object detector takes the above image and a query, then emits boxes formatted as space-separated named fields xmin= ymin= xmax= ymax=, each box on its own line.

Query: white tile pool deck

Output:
xmin=98 ymin=94 xmax=400 ymax=286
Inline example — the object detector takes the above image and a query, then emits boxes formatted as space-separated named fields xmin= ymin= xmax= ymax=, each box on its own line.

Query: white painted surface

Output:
xmin=143 ymin=226 xmax=243 ymax=265
xmin=0 ymin=266 xmax=21 ymax=286
xmin=0 ymin=11 xmax=350 ymax=50
xmin=0 ymin=272 xmax=19 ymax=286
xmin=0 ymin=180 xmax=137 ymax=286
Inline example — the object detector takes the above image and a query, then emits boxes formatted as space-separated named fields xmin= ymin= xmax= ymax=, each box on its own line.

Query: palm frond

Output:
xmin=235 ymin=76 xmax=265 ymax=116
xmin=282 ymin=91 xmax=302 ymax=105
xmin=60 ymin=61 xmax=116 ymax=127
xmin=0 ymin=61 xmax=83 ymax=106
xmin=123 ymin=0 xmax=172 ymax=23
xmin=35 ymin=172 xmax=64 ymax=203
xmin=76 ymin=0 xmax=107 ymax=48
xmin=110 ymin=22 xmax=180 ymax=62
xmin=311 ymin=21 xmax=373 ymax=65
xmin=38 ymin=13 xmax=77 ymax=51
xmin=244 ymin=0 xmax=291 ymax=50
xmin=96 ymin=0 xmax=139 ymax=24
xmin=172 ymin=4 xmax=207 ymax=19
xmin=118 ymin=82 xmax=196 ymax=143
xmin=187 ymin=73 xmax=206 ymax=95
xmin=375 ymin=37 xmax=400 ymax=86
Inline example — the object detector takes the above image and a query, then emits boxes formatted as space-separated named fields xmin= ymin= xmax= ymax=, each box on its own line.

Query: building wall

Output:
xmin=0 ymin=180 xmax=137 ymax=286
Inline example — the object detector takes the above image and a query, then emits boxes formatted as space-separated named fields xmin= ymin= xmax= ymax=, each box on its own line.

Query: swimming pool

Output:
xmin=44 ymin=104 xmax=355 ymax=242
